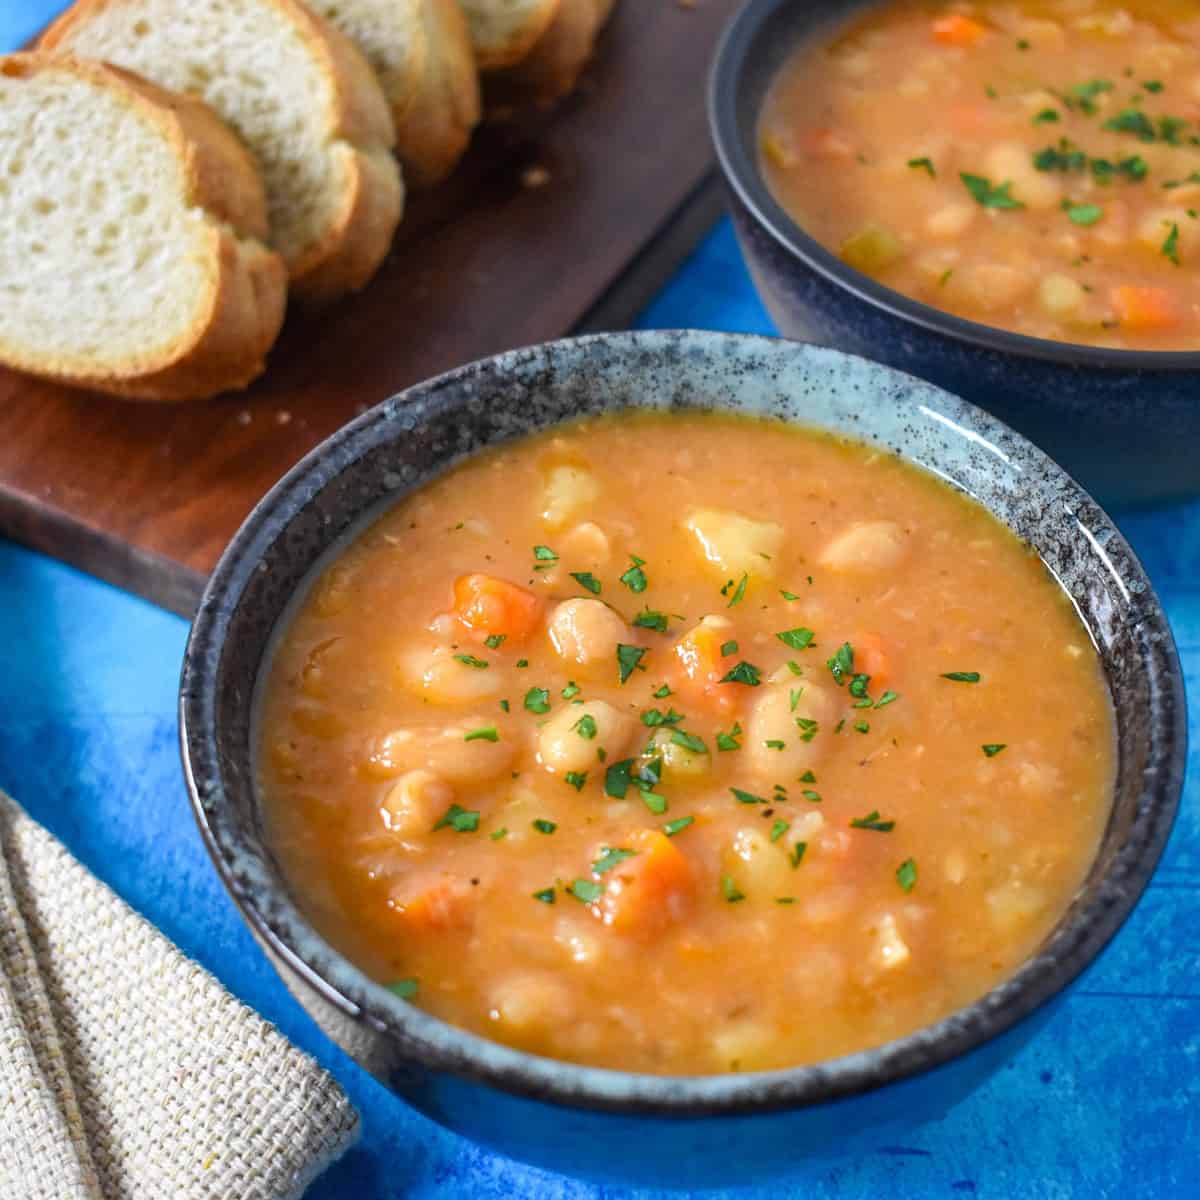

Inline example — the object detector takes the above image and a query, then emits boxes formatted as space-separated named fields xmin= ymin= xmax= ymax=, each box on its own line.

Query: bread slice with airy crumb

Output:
xmin=0 ymin=53 xmax=286 ymax=401
xmin=459 ymin=0 xmax=560 ymax=70
xmin=310 ymin=0 xmax=480 ymax=186
xmin=42 ymin=0 xmax=403 ymax=304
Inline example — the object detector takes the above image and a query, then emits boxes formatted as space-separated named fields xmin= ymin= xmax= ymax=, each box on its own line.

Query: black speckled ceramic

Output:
xmin=180 ymin=332 xmax=1185 ymax=1188
xmin=709 ymin=0 xmax=1200 ymax=510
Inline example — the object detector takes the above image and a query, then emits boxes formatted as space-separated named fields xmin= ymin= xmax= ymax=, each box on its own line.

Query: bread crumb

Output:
xmin=522 ymin=165 xmax=551 ymax=189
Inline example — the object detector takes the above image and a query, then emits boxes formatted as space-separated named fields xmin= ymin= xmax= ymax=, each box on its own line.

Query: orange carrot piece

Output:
xmin=453 ymin=573 xmax=543 ymax=643
xmin=932 ymin=14 xmax=987 ymax=46
xmin=1111 ymin=286 xmax=1178 ymax=332
xmin=854 ymin=632 xmax=891 ymax=692
xmin=598 ymin=829 xmax=693 ymax=936
xmin=801 ymin=128 xmax=855 ymax=160
xmin=671 ymin=621 xmax=738 ymax=712
xmin=390 ymin=878 xmax=473 ymax=931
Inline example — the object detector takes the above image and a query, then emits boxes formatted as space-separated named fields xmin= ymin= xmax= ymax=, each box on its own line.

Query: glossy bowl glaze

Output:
xmin=180 ymin=332 xmax=1185 ymax=1187
xmin=709 ymin=0 xmax=1200 ymax=509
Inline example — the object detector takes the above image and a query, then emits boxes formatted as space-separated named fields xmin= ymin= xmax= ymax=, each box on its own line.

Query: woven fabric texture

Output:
xmin=0 ymin=792 xmax=359 ymax=1200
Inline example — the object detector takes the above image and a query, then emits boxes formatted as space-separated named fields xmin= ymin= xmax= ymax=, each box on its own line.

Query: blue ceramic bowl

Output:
xmin=708 ymin=0 xmax=1200 ymax=510
xmin=179 ymin=332 xmax=1185 ymax=1188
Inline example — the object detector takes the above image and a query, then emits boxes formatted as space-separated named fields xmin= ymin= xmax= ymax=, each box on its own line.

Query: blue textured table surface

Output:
xmin=2 ymin=8 xmax=1197 ymax=1196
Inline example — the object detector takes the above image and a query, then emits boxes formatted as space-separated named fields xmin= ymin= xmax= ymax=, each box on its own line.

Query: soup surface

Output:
xmin=761 ymin=0 xmax=1200 ymax=350
xmin=260 ymin=413 xmax=1114 ymax=1075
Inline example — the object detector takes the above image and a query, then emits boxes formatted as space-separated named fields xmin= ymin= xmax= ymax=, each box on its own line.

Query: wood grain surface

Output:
xmin=0 ymin=0 xmax=738 ymax=616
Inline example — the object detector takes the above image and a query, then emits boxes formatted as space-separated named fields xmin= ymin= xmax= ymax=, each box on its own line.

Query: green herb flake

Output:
xmin=524 ymin=687 xmax=551 ymax=714
xmin=908 ymin=157 xmax=936 ymax=177
xmin=942 ymin=671 xmax=982 ymax=683
xmin=794 ymin=716 xmax=819 ymax=743
xmin=777 ymin=627 xmax=816 ymax=651
xmin=854 ymin=719 xmax=871 ymax=734
xmin=848 ymin=672 xmax=871 ymax=700
xmin=464 ymin=726 xmax=499 ymax=743
xmin=671 ymin=729 xmax=708 ymax=754
xmin=1163 ymin=221 xmax=1182 ymax=265
xmin=620 ymin=555 xmax=648 ymax=593
xmin=570 ymin=571 xmax=602 ymax=595
xmin=720 ymin=639 xmax=739 ymax=657
xmin=1103 ymin=108 xmax=1157 ymax=141
xmin=769 ymin=818 xmax=790 ymax=843
xmin=939 ymin=269 xmax=954 ymax=287
xmin=499 ymin=699 xmax=510 ymax=713
xmin=1164 ymin=171 xmax=1200 ymax=190
xmin=388 ymin=978 xmax=419 ymax=999
xmin=730 ymin=787 xmax=768 ymax=806
xmin=785 ymin=660 xmax=804 ymax=676
xmin=764 ymin=739 xmax=785 ymax=750
xmin=826 ymin=641 xmax=854 ymax=686
xmin=716 ymin=722 xmax=743 ymax=752
xmin=532 ymin=887 xmax=556 ymax=904
xmin=719 ymin=661 xmax=762 ymax=686
xmin=604 ymin=758 xmax=635 ymax=798
xmin=982 ymin=743 xmax=1008 ymax=757
xmin=633 ymin=609 xmax=669 ymax=632
xmin=561 ymin=681 xmax=581 ymax=700
xmin=484 ymin=633 xmax=507 ymax=649
xmin=834 ymin=718 xmax=846 ymax=734
xmin=433 ymin=804 xmax=480 ymax=833
xmin=800 ymin=770 xmax=817 ymax=783
xmin=790 ymin=687 xmax=803 ymax=712
xmin=642 ymin=707 xmax=685 ymax=727
xmin=453 ymin=654 xmax=489 ymax=669
xmin=532 ymin=544 xmax=559 ymax=568
xmin=569 ymin=879 xmax=604 ymax=904
xmin=1016 ymin=38 xmax=1030 ymax=50
xmin=1033 ymin=140 xmax=1088 ymax=173
xmin=1033 ymin=108 xmax=1060 ymax=125
xmin=850 ymin=810 xmax=895 ymax=832
xmin=617 ymin=644 xmax=647 ymax=684
xmin=573 ymin=713 xmax=598 ymax=739
xmin=516 ymin=658 xmax=529 ymax=668
xmin=780 ymin=588 xmax=801 ymax=601
xmin=721 ymin=875 xmax=745 ymax=903
xmin=802 ymin=789 xmax=822 ymax=803
xmin=1070 ymin=79 xmax=1113 ymax=113
xmin=592 ymin=847 xmax=636 ymax=875
xmin=896 ymin=858 xmax=918 ymax=893
xmin=875 ymin=690 xmax=900 ymax=709
xmin=726 ymin=572 xmax=749 ymax=608
xmin=654 ymin=684 xmax=673 ymax=698
xmin=532 ymin=819 xmax=557 ymax=835
xmin=564 ymin=771 xmax=588 ymax=792
xmin=1063 ymin=201 xmax=1104 ymax=226
xmin=663 ymin=815 xmax=695 ymax=837
xmin=489 ymin=827 xmax=508 ymax=841
xmin=961 ymin=173 xmax=1025 ymax=209
xmin=1144 ymin=80 xmax=1165 ymax=93
xmin=775 ymin=897 xmax=799 ymax=905
xmin=789 ymin=842 xmax=808 ymax=869
xmin=639 ymin=789 xmax=668 ymax=815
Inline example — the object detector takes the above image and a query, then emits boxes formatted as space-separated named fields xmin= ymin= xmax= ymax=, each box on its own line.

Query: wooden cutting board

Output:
xmin=0 ymin=1 xmax=736 ymax=616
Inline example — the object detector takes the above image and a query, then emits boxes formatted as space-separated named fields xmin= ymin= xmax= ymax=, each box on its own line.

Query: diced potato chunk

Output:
xmin=397 ymin=642 xmax=502 ymax=705
xmin=683 ymin=509 xmax=784 ymax=578
xmin=840 ymin=223 xmax=905 ymax=274
xmin=818 ymin=520 xmax=908 ymax=572
xmin=1136 ymin=207 xmax=1198 ymax=257
xmin=746 ymin=682 xmax=833 ymax=778
xmin=926 ymin=204 xmax=976 ymax=239
xmin=984 ymin=144 xmax=1061 ymax=210
xmin=710 ymin=1019 xmax=778 ymax=1071
xmin=986 ymin=881 xmax=1046 ymax=932
xmin=560 ymin=521 xmax=611 ymax=564
xmin=380 ymin=770 xmax=454 ymax=838
xmin=725 ymin=826 xmax=793 ymax=896
xmin=488 ymin=972 xmax=575 ymax=1045
xmin=868 ymin=911 xmax=911 ymax=972
xmin=538 ymin=699 xmax=634 ymax=775
xmin=1039 ymin=274 xmax=1085 ymax=320
xmin=547 ymin=598 xmax=629 ymax=672
xmin=645 ymin=727 xmax=711 ymax=779
xmin=541 ymin=465 xmax=599 ymax=531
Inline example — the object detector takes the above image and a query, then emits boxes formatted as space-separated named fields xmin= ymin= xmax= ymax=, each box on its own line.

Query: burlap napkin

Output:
xmin=0 ymin=791 xmax=360 ymax=1199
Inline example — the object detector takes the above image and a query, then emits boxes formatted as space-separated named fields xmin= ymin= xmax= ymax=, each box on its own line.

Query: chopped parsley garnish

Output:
xmin=1063 ymin=201 xmax=1104 ymax=226
xmin=938 ymin=269 xmax=954 ymax=287
xmin=653 ymin=683 xmax=672 ymax=698
xmin=875 ymin=690 xmax=900 ymax=709
xmin=789 ymin=842 xmax=808 ymax=869
xmin=725 ymin=572 xmax=749 ymax=607
xmin=850 ymin=810 xmax=895 ymax=832
xmin=961 ymin=173 xmax=1024 ymax=209
xmin=942 ymin=671 xmax=981 ymax=683
xmin=532 ymin=544 xmax=559 ymax=568
xmin=484 ymin=633 xmax=507 ymax=649
xmin=604 ymin=758 xmax=634 ymax=798
xmin=388 ymin=978 xmax=419 ymax=999
xmin=662 ymin=816 xmax=694 ymax=837
xmin=564 ymin=771 xmax=588 ymax=791
xmin=1091 ymin=155 xmax=1148 ymax=183
xmin=1033 ymin=140 xmax=1088 ymax=173
xmin=1033 ymin=108 xmax=1060 ymax=125
xmin=640 ymin=789 xmax=668 ymax=815
xmin=620 ymin=555 xmax=648 ymax=593
xmin=1069 ymin=79 xmax=1113 ymax=114
xmin=1016 ymin=38 xmax=1030 ymax=50
xmin=800 ymin=769 xmax=817 ymax=783
xmin=721 ymin=875 xmax=745 ymax=903
xmin=532 ymin=887 xmax=556 ymax=903
xmin=453 ymin=654 xmax=488 ymax=669
xmin=573 ymin=714 xmax=598 ymax=739
xmin=777 ymin=627 xmax=816 ymax=651
xmin=464 ymin=726 xmax=499 ymax=743
xmin=764 ymin=739 xmax=785 ymax=750
xmin=982 ymin=743 xmax=1008 ymax=757
xmin=769 ymin=819 xmax=790 ymax=843
xmin=848 ymin=672 xmax=871 ymax=700
xmin=433 ymin=804 xmax=480 ymax=832
xmin=775 ymin=897 xmax=798 ymax=905
xmin=671 ymin=729 xmax=708 ymax=754
xmin=561 ymin=681 xmax=581 ymax=700
xmin=1158 ymin=116 xmax=1189 ymax=145
xmin=731 ymin=787 xmax=767 ymax=805
xmin=826 ymin=641 xmax=854 ymax=686
xmin=780 ymin=588 xmax=801 ymax=601
xmin=633 ymin=609 xmax=668 ymax=632
xmin=592 ymin=847 xmax=636 ymax=875
xmin=720 ymin=639 xmax=739 ymax=656
xmin=570 ymin=571 xmax=602 ymax=595
xmin=802 ymin=789 xmax=822 ymax=803
xmin=516 ymin=658 xmax=529 ymax=668
xmin=896 ymin=858 xmax=918 ymax=893
xmin=785 ymin=660 xmax=804 ymax=676
xmin=834 ymin=718 xmax=846 ymax=734
xmin=854 ymin=719 xmax=870 ymax=734
xmin=720 ymin=661 xmax=762 ymax=686
xmin=790 ymin=687 xmax=803 ymax=712
xmin=794 ymin=716 xmax=819 ymax=743
xmin=1144 ymin=80 xmax=1165 ymax=94
xmin=499 ymin=699 xmax=510 ymax=713
xmin=569 ymin=879 xmax=604 ymax=904
xmin=489 ymin=827 xmax=508 ymax=841
xmin=642 ymin=707 xmax=685 ymax=727
xmin=617 ymin=644 xmax=646 ymax=684
xmin=716 ymin=722 xmax=742 ymax=751
xmin=908 ymin=157 xmax=936 ymax=177
xmin=1103 ymin=108 xmax=1157 ymax=141
xmin=532 ymin=819 xmax=557 ymax=834
xmin=524 ymin=687 xmax=551 ymax=714
xmin=1164 ymin=172 xmax=1200 ymax=190
xmin=1163 ymin=221 xmax=1182 ymax=265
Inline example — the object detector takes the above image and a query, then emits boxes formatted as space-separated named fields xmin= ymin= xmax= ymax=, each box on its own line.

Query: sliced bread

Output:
xmin=0 ymin=53 xmax=287 ymax=401
xmin=459 ymin=0 xmax=560 ymax=70
xmin=41 ymin=0 xmax=404 ymax=304
xmin=310 ymin=0 xmax=480 ymax=187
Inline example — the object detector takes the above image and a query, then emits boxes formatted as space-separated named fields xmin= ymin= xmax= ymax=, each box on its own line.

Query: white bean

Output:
xmin=538 ymin=699 xmax=634 ymax=775
xmin=397 ymin=642 xmax=501 ymax=705
xmin=818 ymin=520 xmax=908 ymax=572
xmin=547 ymin=599 xmax=629 ymax=672
xmin=541 ymin=465 xmax=599 ymax=531
xmin=745 ymin=682 xmax=834 ymax=778
xmin=684 ymin=509 xmax=784 ymax=578
xmin=380 ymin=770 xmax=454 ymax=838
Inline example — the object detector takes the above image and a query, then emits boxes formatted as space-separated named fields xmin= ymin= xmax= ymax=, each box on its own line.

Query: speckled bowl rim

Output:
xmin=709 ymin=0 xmax=1200 ymax=373
xmin=181 ymin=332 xmax=1186 ymax=1118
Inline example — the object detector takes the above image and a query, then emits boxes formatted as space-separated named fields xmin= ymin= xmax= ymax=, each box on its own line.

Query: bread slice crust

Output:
xmin=461 ymin=0 xmax=561 ymax=71
xmin=0 ymin=53 xmax=287 ymax=401
xmin=41 ymin=0 xmax=404 ymax=303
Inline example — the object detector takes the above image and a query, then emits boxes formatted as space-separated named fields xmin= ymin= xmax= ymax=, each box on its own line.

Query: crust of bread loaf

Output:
xmin=0 ymin=53 xmax=287 ymax=402
xmin=41 ymin=0 xmax=404 ymax=304
xmin=391 ymin=0 xmax=481 ymax=187
xmin=467 ymin=0 xmax=561 ymax=70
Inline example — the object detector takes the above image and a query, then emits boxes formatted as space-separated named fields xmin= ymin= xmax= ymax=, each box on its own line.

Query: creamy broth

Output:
xmin=260 ymin=413 xmax=1114 ymax=1075
xmin=761 ymin=0 xmax=1200 ymax=350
